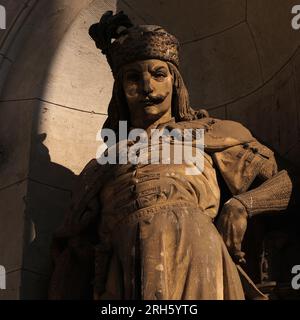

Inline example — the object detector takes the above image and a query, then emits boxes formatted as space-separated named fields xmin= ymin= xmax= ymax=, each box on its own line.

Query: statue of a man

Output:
xmin=48 ymin=11 xmax=292 ymax=300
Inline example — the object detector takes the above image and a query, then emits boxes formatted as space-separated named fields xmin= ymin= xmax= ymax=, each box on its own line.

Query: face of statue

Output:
xmin=122 ymin=59 xmax=173 ymax=129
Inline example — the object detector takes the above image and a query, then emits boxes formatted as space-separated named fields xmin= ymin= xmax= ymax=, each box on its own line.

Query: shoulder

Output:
xmin=168 ymin=117 xmax=255 ymax=149
xmin=204 ymin=118 xmax=254 ymax=142
xmin=79 ymin=158 xmax=101 ymax=178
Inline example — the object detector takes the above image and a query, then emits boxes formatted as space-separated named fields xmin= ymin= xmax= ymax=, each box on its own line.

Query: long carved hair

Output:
xmin=102 ymin=62 xmax=205 ymax=137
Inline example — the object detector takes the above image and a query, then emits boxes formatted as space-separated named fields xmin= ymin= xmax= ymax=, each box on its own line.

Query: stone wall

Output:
xmin=0 ymin=0 xmax=118 ymax=299
xmin=0 ymin=0 xmax=299 ymax=299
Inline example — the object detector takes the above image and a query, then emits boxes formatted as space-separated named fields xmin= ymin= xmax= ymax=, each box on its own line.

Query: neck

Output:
xmin=131 ymin=112 xmax=172 ymax=134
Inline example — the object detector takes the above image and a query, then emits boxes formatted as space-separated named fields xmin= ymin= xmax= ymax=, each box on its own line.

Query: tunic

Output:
xmin=97 ymin=134 xmax=245 ymax=300
xmin=49 ymin=117 xmax=276 ymax=300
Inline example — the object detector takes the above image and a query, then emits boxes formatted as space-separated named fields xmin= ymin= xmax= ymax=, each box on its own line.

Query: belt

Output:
xmin=108 ymin=201 xmax=212 ymax=230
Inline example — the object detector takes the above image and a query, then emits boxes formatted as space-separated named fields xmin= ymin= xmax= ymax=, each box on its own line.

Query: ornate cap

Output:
xmin=89 ymin=11 xmax=180 ymax=76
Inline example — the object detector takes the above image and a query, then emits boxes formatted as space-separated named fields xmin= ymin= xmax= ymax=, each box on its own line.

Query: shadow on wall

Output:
xmin=21 ymin=133 xmax=75 ymax=299
xmin=0 ymin=0 xmax=80 ymax=299
xmin=19 ymin=0 xmax=115 ymax=299
xmin=21 ymin=0 xmax=81 ymax=297
xmin=0 ymin=0 xmax=115 ymax=299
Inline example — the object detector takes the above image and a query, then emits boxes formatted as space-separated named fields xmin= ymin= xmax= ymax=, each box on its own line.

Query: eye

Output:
xmin=153 ymin=70 xmax=167 ymax=80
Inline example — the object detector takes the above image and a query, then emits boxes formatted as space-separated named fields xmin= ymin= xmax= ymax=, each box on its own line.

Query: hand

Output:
xmin=216 ymin=198 xmax=248 ymax=265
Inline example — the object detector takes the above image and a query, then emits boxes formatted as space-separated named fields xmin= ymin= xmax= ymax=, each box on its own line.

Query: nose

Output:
xmin=141 ymin=75 xmax=153 ymax=95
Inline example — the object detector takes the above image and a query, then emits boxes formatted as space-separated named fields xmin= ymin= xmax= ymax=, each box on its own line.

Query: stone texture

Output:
xmin=0 ymin=182 xmax=26 ymax=273
xmin=227 ymin=81 xmax=277 ymax=148
xmin=0 ymin=54 xmax=12 ymax=95
xmin=117 ymin=0 xmax=246 ymax=43
xmin=207 ymin=106 xmax=227 ymax=119
xmin=0 ymin=270 xmax=21 ymax=300
xmin=247 ymin=0 xmax=300 ymax=81
xmin=42 ymin=0 xmax=117 ymax=114
xmin=22 ymin=181 xmax=71 ymax=276
xmin=293 ymin=48 xmax=300 ymax=138
xmin=0 ymin=0 xmax=114 ymax=300
xmin=31 ymin=101 xmax=107 ymax=180
xmin=1 ymin=0 xmax=101 ymax=101
xmin=0 ymin=0 xmax=39 ymax=97
xmin=285 ymin=143 xmax=300 ymax=169
xmin=0 ymin=100 xmax=34 ymax=189
xmin=227 ymin=63 xmax=299 ymax=158
xmin=273 ymin=65 xmax=299 ymax=155
xmin=0 ymin=269 xmax=49 ymax=300
xmin=180 ymin=22 xmax=262 ymax=109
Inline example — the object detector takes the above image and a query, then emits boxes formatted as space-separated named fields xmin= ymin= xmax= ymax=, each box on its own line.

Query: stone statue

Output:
xmin=48 ymin=11 xmax=293 ymax=300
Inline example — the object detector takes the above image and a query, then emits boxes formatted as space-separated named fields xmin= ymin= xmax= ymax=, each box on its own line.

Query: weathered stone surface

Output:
xmin=0 ymin=182 xmax=26 ymax=273
xmin=0 ymin=0 xmax=40 ymax=96
xmin=207 ymin=106 xmax=227 ymax=119
xmin=272 ymin=65 xmax=299 ymax=155
xmin=0 ymin=100 xmax=34 ymax=189
xmin=0 ymin=270 xmax=21 ymax=300
xmin=117 ymin=0 xmax=246 ymax=43
xmin=1 ymin=0 xmax=106 ymax=102
xmin=42 ymin=0 xmax=117 ymax=114
xmin=247 ymin=0 xmax=300 ymax=81
xmin=0 ymin=0 xmax=115 ymax=300
xmin=0 ymin=54 xmax=12 ymax=94
xmin=293 ymin=48 xmax=300 ymax=138
xmin=227 ymin=63 xmax=298 ymax=156
xmin=227 ymin=81 xmax=277 ymax=146
xmin=285 ymin=142 xmax=300 ymax=169
xmin=0 ymin=268 xmax=49 ymax=300
xmin=181 ymin=23 xmax=262 ymax=109
xmin=22 ymin=181 xmax=71 ymax=276
xmin=31 ymin=101 xmax=107 ymax=181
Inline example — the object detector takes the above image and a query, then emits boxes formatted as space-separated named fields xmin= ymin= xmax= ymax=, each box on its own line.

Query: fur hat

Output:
xmin=89 ymin=11 xmax=180 ymax=77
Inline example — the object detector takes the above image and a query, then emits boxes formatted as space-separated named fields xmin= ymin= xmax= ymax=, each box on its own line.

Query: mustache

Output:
xmin=141 ymin=94 xmax=167 ymax=104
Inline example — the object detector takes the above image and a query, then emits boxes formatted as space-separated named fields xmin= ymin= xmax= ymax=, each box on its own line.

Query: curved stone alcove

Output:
xmin=0 ymin=0 xmax=299 ymax=299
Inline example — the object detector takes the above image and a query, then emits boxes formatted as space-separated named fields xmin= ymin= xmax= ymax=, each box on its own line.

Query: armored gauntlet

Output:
xmin=234 ymin=170 xmax=292 ymax=217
